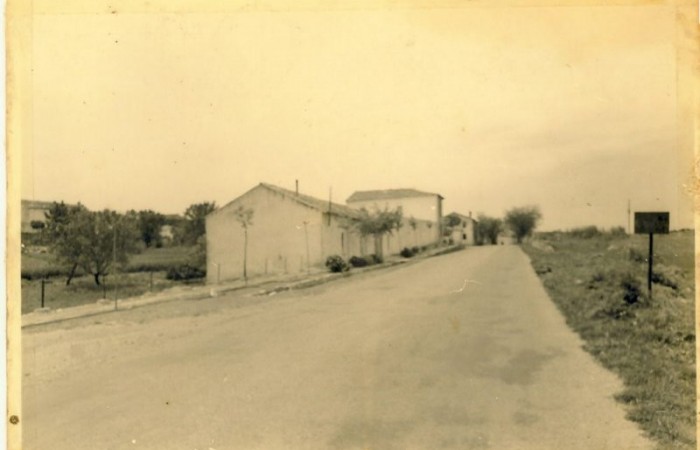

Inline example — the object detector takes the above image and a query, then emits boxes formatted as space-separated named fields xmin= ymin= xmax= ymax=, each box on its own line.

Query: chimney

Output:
xmin=295 ymin=180 xmax=299 ymax=196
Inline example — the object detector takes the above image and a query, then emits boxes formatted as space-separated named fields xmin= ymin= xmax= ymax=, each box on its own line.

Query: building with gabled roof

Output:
xmin=205 ymin=182 xmax=365 ymax=283
xmin=346 ymin=188 xmax=442 ymax=203
xmin=446 ymin=211 xmax=478 ymax=246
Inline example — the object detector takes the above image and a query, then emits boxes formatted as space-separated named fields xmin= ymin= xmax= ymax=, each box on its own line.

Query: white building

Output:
xmin=346 ymin=188 xmax=444 ymax=245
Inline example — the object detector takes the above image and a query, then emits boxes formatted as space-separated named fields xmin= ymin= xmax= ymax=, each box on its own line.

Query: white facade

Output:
xmin=346 ymin=190 xmax=444 ymax=244
xmin=206 ymin=184 xmax=364 ymax=283
xmin=449 ymin=213 xmax=478 ymax=246
xmin=206 ymin=184 xmax=444 ymax=284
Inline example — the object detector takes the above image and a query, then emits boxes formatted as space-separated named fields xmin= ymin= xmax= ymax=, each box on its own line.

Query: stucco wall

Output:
xmin=451 ymin=218 xmax=477 ymax=245
xmin=347 ymin=195 xmax=442 ymax=243
xmin=206 ymin=186 xmax=363 ymax=283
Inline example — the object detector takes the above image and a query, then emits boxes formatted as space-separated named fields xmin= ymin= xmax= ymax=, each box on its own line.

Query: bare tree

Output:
xmin=233 ymin=206 xmax=254 ymax=281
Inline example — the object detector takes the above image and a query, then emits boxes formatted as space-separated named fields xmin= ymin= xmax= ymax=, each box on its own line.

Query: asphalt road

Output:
xmin=22 ymin=246 xmax=652 ymax=449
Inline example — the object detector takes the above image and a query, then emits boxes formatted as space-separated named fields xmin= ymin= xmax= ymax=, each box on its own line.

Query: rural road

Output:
xmin=22 ymin=246 xmax=652 ymax=449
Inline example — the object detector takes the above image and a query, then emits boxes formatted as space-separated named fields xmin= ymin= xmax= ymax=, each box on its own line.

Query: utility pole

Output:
xmin=113 ymin=217 xmax=119 ymax=311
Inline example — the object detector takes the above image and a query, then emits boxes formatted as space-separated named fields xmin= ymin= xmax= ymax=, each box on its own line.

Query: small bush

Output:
xmin=325 ymin=255 xmax=349 ymax=273
xmin=125 ymin=262 xmax=181 ymax=273
xmin=609 ymin=226 xmax=627 ymax=237
xmin=620 ymin=273 xmax=642 ymax=305
xmin=411 ymin=246 xmax=420 ymax=254
xmin=349 ymin=255 xmax=383 ymax=268
xmin=349 ymin=256 xmax=369 ymax=268
xmin=166 ymin=264 xmax=206 ymax=281
xmin=400 ymin=247 xmax=415 ymax=258
xmin=21 ymin=267 xmax=66 ymax=280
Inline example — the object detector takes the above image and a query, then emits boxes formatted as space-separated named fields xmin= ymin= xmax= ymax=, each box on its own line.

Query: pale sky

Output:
xmin=22 ymin=2 xmax=697 ymax=230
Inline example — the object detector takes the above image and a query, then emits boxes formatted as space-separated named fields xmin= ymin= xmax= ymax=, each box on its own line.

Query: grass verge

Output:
xmin=523 ymin=230 xmax=695 ymax=449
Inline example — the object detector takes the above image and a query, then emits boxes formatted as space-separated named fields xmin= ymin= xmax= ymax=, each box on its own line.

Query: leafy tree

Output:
xmin=44 ymin=202 xmax=88 ymax=285
xmin=476 ymin=214 xmax=502 ymax=245
xmin=505 ymin=205 xmax=542 ymax=244
xmin=45 ymin=205 xmax=140 ymax=285
xmin=443 ymin=213 xmax=462 ymax=228
xmin=181 ymin=202 xmax=217 ymax=245
xmin=232 ymin=206 xmax=254 ymax=280
xmin=135 ymin=209 xmax=166 ymax=248
xmin=76 ymin=210 xmax=140 ymax=285
xmin=354 ymin=207 xmax=403 ymax=259
xmin=75 ymin=210 xmax=138 ymax=285
xmin=442 ymin=213 xmax=462 ymax=237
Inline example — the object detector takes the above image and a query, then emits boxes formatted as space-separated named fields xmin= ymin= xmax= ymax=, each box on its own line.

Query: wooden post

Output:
xmin=41 ymin=279 xmax=46 ymax=308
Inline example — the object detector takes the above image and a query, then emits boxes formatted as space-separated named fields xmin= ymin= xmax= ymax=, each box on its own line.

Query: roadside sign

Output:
xmin=634 ymin=212 xmax=669 ymax=234
xmin=633 ymin=211 xmax=670 ymax=301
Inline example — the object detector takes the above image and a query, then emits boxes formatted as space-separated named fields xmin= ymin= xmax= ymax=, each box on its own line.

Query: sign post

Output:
xmin=634 ymin=212 xmax=669 ymax=301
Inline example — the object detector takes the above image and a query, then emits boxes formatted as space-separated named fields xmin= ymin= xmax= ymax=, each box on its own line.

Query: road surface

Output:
xmin=22 ymin=246 xmax=652 ymax=449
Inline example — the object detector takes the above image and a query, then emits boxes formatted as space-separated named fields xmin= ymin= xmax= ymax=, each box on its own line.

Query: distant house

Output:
xmin=498 ymin=230 xmax=516 ymax=245
xmin=346 ymin=188 xmax=444 ymax=248
xmin=21 ymin=200 xmax=56 ymax=233
xmin=205 ymin=183 xmax=366 ymax=284
xmin=447 ymin=212 xmax=478 ymax=245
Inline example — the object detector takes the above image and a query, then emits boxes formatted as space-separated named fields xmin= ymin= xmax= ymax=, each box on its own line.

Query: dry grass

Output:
xmin=21 ymin=270 xmax=204 ymax=314
xmin=21 ymin=246 xmax=200 ymax=314
xmin=523 ymin=230 xmax=695 ymax=449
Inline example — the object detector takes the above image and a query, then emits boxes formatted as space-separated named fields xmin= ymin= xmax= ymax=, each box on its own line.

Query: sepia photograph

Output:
xmin=7 ymin=0 xmax=698 ymax=449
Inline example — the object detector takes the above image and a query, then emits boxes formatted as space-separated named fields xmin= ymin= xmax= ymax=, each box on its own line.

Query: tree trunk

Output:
xmin=374 ymin=234 xmax=383 ymax=259
xmin=93 ymin=273 xmax=101 ymax=286
xmin=65 ymin=262 xmax=78 ymax=286
xmin=243 ymin=228 xmax=248 ymax=281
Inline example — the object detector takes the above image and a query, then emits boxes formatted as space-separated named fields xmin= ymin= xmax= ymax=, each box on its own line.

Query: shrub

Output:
xmin=166 ymin=264 xmax=206 ymax=281
xmin=620 ymin=273 xmax=642 ymax=305
xmin=400 ymin=247 xmax=415 ymax=258
xmin=125 ymin=262 xmax=181 ymax=273
xmin=325 ymin=255 xmax=349 ymax=273
xmin=21 ymin=267 xmax=65 ymax=280
xmin=570 ymin=225 xmax=601 ymax=239
xmin=411 ymin=246 xmax=420 ymax=254
xmin=349 ymin=256 xmax=369 ymax=268
xmin=349 ymin=255 xmax=383 ymax=268
xmin=609 ymin=226 xmax=627 ymax=237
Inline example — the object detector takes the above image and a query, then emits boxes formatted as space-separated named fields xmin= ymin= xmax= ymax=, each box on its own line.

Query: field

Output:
xmin=20 ymin=246 xmax=200 ymax=314
xmin=523 ymin=230 xmax=695 ymax=449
